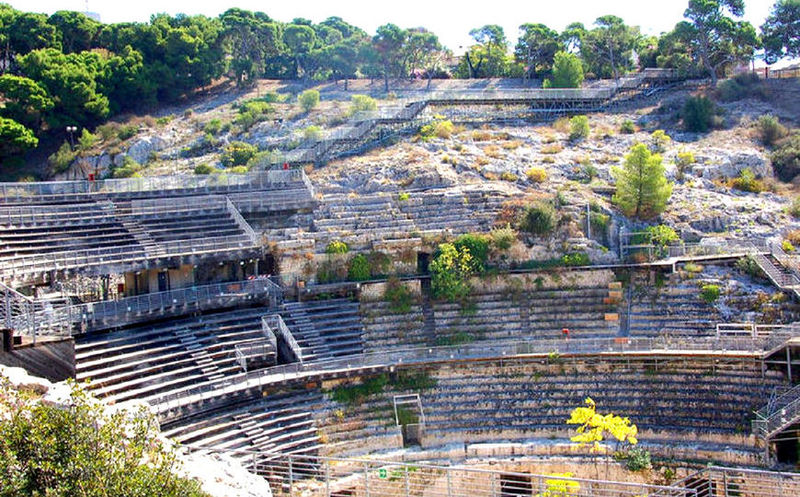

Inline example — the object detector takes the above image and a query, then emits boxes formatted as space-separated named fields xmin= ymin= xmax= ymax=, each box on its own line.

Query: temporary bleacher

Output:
xmin=0 ymin=170 xmax=315 ymax=284
xmin=75 ymin=306 xmax=276 ymax=403
xmin=280 ymin=299 xmax=365 ymax=361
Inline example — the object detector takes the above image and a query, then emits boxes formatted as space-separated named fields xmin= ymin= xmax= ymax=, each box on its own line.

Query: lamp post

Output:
xmin=66 ymin=125 xmax=77 ymax=149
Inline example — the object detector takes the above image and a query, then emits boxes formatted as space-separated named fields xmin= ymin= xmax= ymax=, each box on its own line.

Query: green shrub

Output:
xmin=675 ymin=150 xmax=695 ymax=171
xmin=384 ymin=277 xmax=414 ymax=313
xmin=298 ymin=89 xmax=320 ymax=112
xmin=650 ymin=129 xmax=671 ymax=153
xmin=325 ymin=240 xmax=349 ymax=254
xmin=430 ymin=243 xmax=473 ymax=302
xmin=193 ymin=163 xmax=217 ymax=175
xmin=561 ymin=252 xmax=590 ymax=266
xmin=204 ymin=118 xmax=223 ymax=136
xmin=117 ymin=123 xmax=139 ymax=140
xmin=48 ymin=141 xmax=77 ymax=173
xmin=735 ymin=255 xmax=765 ymax=279
xmin=700 ymin=284 xmax=721 ymax=304
xmin=620 ymin=119 xmax=636 ymax=134
xmin=716 ymin=73 xmax=763 ymax=102
xmin=349 ymin=94 xmax=377 ymax=114
xmin=235 ymin=99 xmax=273 ymax=129
xmin=582 ymin=164 xmax=598 ymax=182
xmin=77 ymin=128 xmax=98 ymax=151
xmin=419 ymin=118 xmax=454 ymax=140
xmin=0 ymin=381 xmax=209 ymax=497
xmin=331 ymin=374 xmax=388 ymax=405
xmin=789 ymin=197 xmax=800 ymax=218
xmin=730 ymin=168 xmax=764 ymax=193
xmin=783 ymin=240 xmax=795 ymax=253
xmin=646 ymin=224 xmax=679 ymax=247
xmin=454 ymin=233 xmax=490 ymax=272
xmin=111 ymin=157 xmax=142 ymax=178
xmin=625 ymin=448 xmax=652 ymax=471
xmin=590 ymin=212 xmax=610 ymax=234
xmin=398 ymin=191 xmax=410 ymax=201
xmin=771 ymin=134 xmax=800 ymax=182
xmin=489 ymin=225 xmax=516 ymax=251
xmin=756 ymin=114 xmax=788 ymax=147
xmin=435 ymin=331 xmax=475 ymax=346
xmin=347 ymin=254 xmax=371 ymax=281
xmin=500 ymin=171 xmax=518 ymax=182
xmin=303 ymin=125 xmax=323 ymax=141
xmin=521 ymin=201 xmax=556 ymax=235
xmin=526 ymin=167 xmax=548 ymax=183
xmin=682 ymin=95 xmax=715 ymax=132
xmin=220 ymin=141 xmax=257 ymax=167
xmin=568 ymin=115 xmax=590 ymax=141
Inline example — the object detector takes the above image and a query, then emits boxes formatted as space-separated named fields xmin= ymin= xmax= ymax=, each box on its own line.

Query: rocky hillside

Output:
xmin=50 ymin=77 xmax=800 ymax=242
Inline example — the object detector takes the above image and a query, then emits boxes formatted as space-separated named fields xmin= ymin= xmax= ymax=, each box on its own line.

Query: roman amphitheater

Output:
xmin=3 ymin=71 xmax=800 ymax=497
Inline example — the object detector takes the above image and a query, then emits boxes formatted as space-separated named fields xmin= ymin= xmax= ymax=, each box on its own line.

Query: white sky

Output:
xmin=8 ymin=0 xmax=775 ymax=54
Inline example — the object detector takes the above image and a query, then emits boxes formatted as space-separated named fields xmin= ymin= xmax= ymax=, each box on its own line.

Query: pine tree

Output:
xmin=611 ymin=143 xmax=673 ymax=220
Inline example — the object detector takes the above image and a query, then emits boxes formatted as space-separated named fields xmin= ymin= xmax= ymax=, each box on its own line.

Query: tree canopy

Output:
xmin=762 ymin=0 xmax=800 ymax=63
xmin=612 ymin=143 xmax=673 ymax=220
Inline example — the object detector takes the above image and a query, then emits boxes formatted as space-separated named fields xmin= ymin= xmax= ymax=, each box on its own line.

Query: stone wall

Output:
xmin=0 ymin=335 xmax=75 ymax=382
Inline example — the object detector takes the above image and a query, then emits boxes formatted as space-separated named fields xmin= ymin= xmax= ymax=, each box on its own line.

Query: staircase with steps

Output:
xmin=280 ymin=299 xmax=364 ymax=360
xmin=174 ymin=328 xmax=225 ymax=382
xmin=119 ymin=219 xmax=167 ymax=258
xmin=280 ymin=302 xmax=331 ymax=362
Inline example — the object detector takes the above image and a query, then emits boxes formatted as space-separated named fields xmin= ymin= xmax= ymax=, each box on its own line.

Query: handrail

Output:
xmin=0 ymin=170 xmax=310 ymax=203
xmin=226 ymin=196 xmax=260 ymax=245
xmin=263 ymin=314 xmax=303 ymax=363
xmin=150 ymin=333 xmax=789 ymax=417
xmin=63 ymin=278 xmax=282 ymax=332
xmin=181 ymin=448 xmax=691 ymax=497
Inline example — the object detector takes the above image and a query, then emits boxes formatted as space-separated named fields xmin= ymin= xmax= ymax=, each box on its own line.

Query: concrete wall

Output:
xmin=0 ymin=334 xmax=75 ymax=382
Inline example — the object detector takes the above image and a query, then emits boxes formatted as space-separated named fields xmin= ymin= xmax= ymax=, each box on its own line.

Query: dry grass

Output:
xmin=502 ymin=140 xmax=522 ymax=150
xmin=541 ymin=156 xmax=555 ymax=163
xmin=526 ymin=167 xmax=548 ymax=183
xmin=553 ymin=117 xmax=570 ymax=133
xmin=475 ymin=156 xmax=490 ymax=166
xmin=500 ymin=171 xmax=518 ymax=182
xmin=471 ymin=130 xmax=493 ymax=141
xmin=541 ymin=143 xmax=564 ymax=154
xmin=483 ymin=145 xmax=503 ymax=159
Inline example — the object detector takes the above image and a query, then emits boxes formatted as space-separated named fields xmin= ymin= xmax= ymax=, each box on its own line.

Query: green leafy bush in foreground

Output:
xmin=0 ymin=378 xmax=208 ymax=496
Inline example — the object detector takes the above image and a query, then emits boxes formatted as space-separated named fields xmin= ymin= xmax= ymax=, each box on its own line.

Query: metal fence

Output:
xmin=183 ymin=449 xmax=690 ymax=497
xmin=151 ymin=333 xmax=790 ymax=418
xmin=752 ymin=382 xmax=800 ymax=439
xmin=0 ymin=169 xmax=310 ymax=202
xmin=670 ymin=465 xmax=800 ymax=497
xmin=66 ymin=278 xmax=282 ymax=332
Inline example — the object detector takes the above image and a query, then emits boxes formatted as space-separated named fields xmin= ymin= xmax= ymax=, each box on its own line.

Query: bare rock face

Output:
xmin=694 ymin=149 xmax=770 ymax=180
xmin=180 ymin=451 xmax=274 ymax=497
xmin=126 ymin=135 xmax=170 ymax=165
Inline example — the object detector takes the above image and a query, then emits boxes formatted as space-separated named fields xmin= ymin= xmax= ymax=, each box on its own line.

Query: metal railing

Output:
xmin=182 ymin=449 xmax=690 ymax=497
xmin=716 ymin=322 xmax=790 ymax=338
xmin=0 ymin=170 xmax=311 ymax=203
xmin=263 ymin=314 xmax=302 ymax=363
xmin=668 ymin=465 xmax=800 ymax=497
xmin=234 ymin=339 xmax=276 ymax=373
xmin=150 ymin=333 xmax=790 ymax=417
xmin=226 ymin=196 xmax=260 ymax=245
xmin=66 ymin=278 xmax=282 ymax=332
xmin=752 ymin=382 xmax=800 ymax=439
